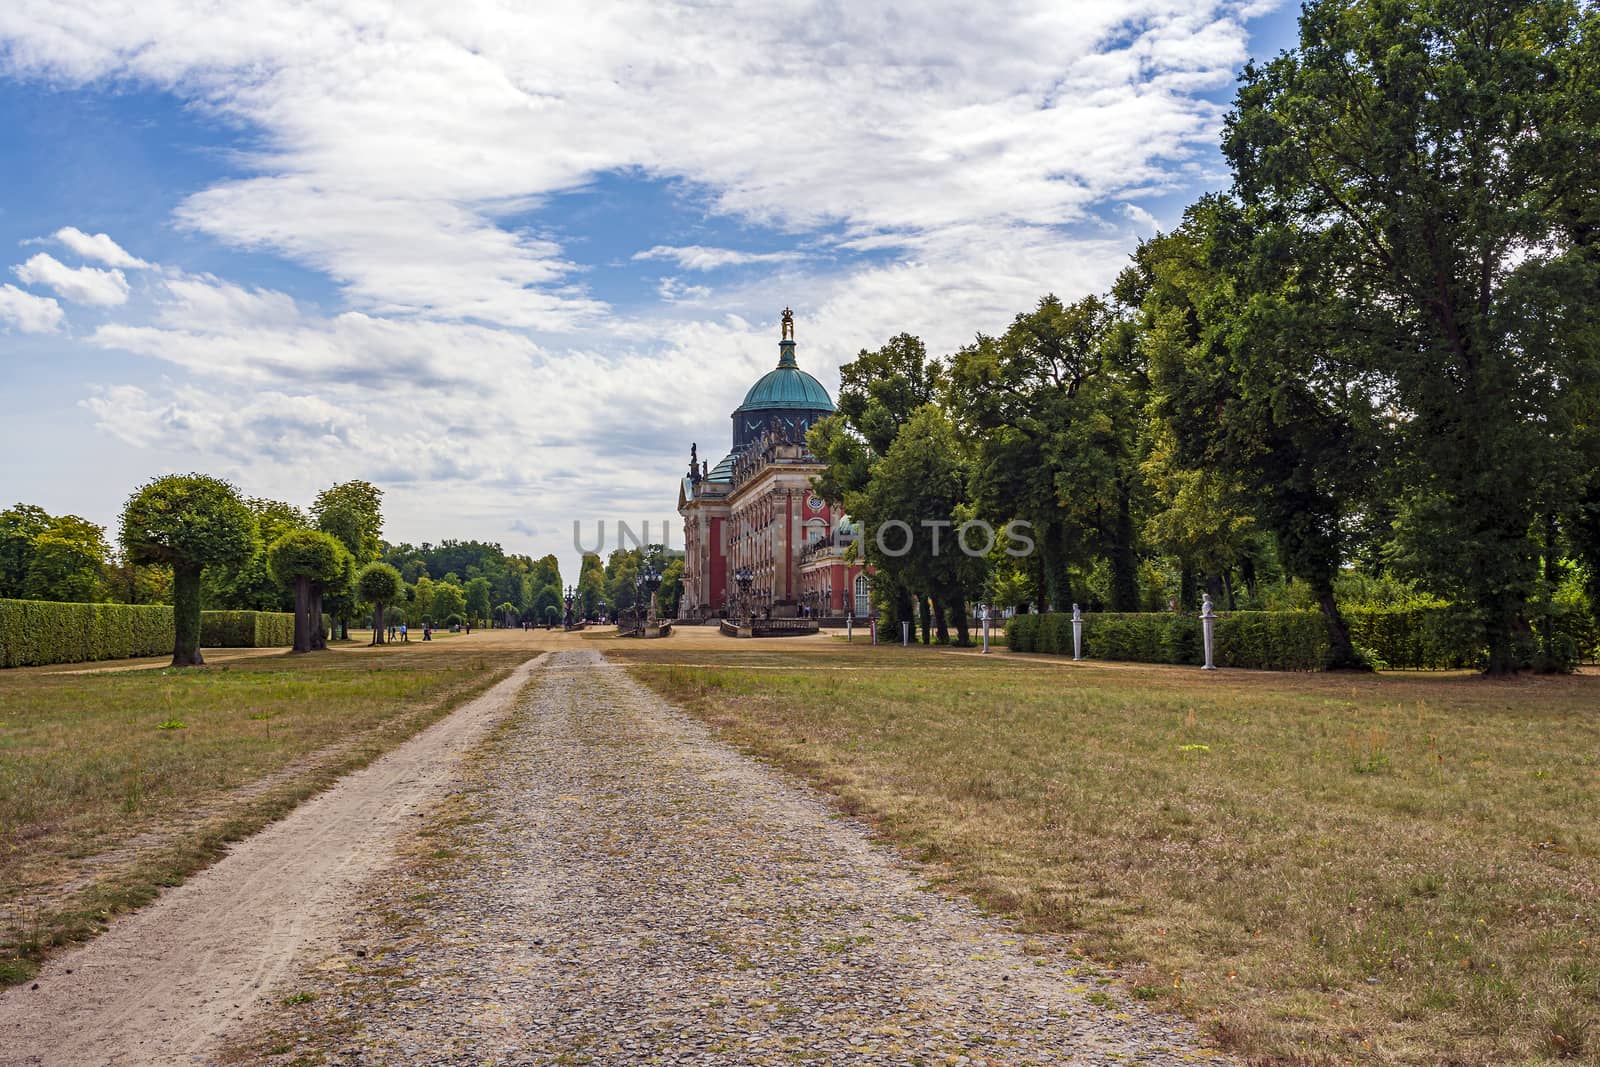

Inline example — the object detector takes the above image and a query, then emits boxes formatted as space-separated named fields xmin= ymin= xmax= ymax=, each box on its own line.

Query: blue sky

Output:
xmin=0 ymin=1 xmax=1301 ymax=582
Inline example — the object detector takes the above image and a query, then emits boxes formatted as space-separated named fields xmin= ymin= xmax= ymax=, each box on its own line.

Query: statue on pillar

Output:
xmin=781 ymin=306 xmax=794 ymax=340
xmin=688 ymin=442 xmax=700 ymax=483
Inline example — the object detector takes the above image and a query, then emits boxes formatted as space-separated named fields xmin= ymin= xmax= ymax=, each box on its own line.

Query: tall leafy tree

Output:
xmin=576 ymin=553 xmax=605 ymax=617
xmin=465 ymin=576 xmax=492 ymax=625
xmin=430 ymin=579 xmax=467 ymax=624
xmin=313 ymin=480 xmax=384 ymax=640
xmin=1225 ymin=0 xmax=1600 ymax=671
xmin=205 ymin=498 xmax=308 ymax=611
xmin=6 ymin=511 xmax=113 ymax=603
xmin=0 ymin=505 xmax=51 ymax=599
xmin=356 ymin=562 xmax=404 ymax=645
xmin=268 ymin=529 xmax=351 ymax=653
xmin=948 ymin=294 xmax=1142 ymax=611
xmin=849 ymin=406 xmax=984 ymax=644
xmin=120 ymin=474 xmax=255 ymax=666
xmin=1129 ymin=197 xmax=1383 ymax=666
xmin=809 ymin=333 xmax=942 ymax=631
xmin=312 ymin=481 xmax=384 ymax=563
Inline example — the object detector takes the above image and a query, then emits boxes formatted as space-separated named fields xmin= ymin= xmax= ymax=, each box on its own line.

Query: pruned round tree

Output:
xmin=356 ymin=561 xmax=404 ymax=646
xmin=267 ymin=529 xmax=351 ymax=653
xmin=120 ymin=474 xmax=255 ymax=667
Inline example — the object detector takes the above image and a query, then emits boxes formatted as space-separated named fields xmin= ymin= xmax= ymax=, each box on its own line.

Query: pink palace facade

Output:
xmin=677 ymin=310 xmax=870 ymax=621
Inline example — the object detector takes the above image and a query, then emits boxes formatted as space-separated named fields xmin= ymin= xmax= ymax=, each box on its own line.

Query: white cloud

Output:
xmin=0 ymin=0 xmax=1253 ymax=329
xmin=656 ymin=276 xmax=713 ymax=303
xmin=13 ymin=252 xmax=131 ymax=306
xmin=634 ymin=245 xmax=807 ymax=272
xmin=1 ymin=0 xmax=1272 ymax=576
xmin=1121 ymin=203 xmax=1160 ymax=232
xmin=0 ymin=283 xmax=64 ymax=332
xmin=52 ymin=227 xmax=151 ymax=269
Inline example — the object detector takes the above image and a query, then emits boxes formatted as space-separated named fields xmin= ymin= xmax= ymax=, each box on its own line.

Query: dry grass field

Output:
xmin=612 ymin=631 xmax=1600 ymax=1066
xmin=0 ymin=631 xmax=544 ymax=985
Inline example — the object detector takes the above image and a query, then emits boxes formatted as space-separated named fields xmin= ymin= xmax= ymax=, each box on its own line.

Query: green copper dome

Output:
xmin=707 ymin=451 xmax=736 ymax=483
xmin=736 ymin=338 xmax=835 ymax=413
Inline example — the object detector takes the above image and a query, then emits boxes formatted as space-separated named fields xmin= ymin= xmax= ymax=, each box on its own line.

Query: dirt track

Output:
xmin=0 ymin=649 xmax=547 ymax=1067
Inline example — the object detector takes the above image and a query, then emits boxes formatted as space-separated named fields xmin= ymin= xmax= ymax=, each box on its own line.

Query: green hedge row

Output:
xmin=1344 ymin=605 xmax=1597 ymax=670
xmin=1007 ymin=610 xmax=1331 ymax=671
xmin=1007 ymin=606 xmax=1597 ymax=671
xmin=0 ymin=600 xmax=174 ymax=668
xmin=1 ymin=600 xmax=300 ymax=667
xmin=199 ymin=610 xmax=297 ymax=649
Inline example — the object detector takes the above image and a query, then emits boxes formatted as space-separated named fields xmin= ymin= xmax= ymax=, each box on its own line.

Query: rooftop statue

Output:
xmin=781 ymin=306 xmax=794 ymax=341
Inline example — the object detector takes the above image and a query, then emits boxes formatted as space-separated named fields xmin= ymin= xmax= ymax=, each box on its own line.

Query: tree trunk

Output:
xmin=291 ymin=576 xmax=313 ymax=653
xmin=1179 ymin=563 xmax=1197 ymax=612
xmin=918 ymin=594 xmax=932 ymax=645
xmin=1539 ymin=510 xmax=1558 ymax=670
xmin=311 ymin=588 xmax=327 ymax=651
xmin=371 ymin=603 xmax=386 ymax=646
xmin=894 ymin=587 xmax=915 ymax=635
xmin=950 ymin=591 xmax=971 ymax=646
xmin=931 ymin=593 xmax=950 ymax=645
xmin=1483 ymin=603 xmax=1519 ymax=676
xmin=1109 ymin=484 xmax=1140 ymax=612
xmin=1316 ymin=582 xmax=1364 ymax=670
xmin=171 ymin=562 xmax=204 ymax=667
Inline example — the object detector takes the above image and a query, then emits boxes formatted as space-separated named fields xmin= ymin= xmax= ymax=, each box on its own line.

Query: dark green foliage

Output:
xmin=0 ymin=505 xmax=113 ymax=603
xmin=0 ymin=600 xmax=173 ymax=667
xmin=1344 ymin=606 xmax=1593 ymax=672
xmin=356 ymin=562 xmax=404 ymax=644
xmin=119 ymin=474 xmax=256 ymax=668
xmin=1008 ymin=610 xmax=1329 ymax=671
xmin=355 ymin=562 xmax=404 ymax=606
xmin=267 ymin=530 xmax=351 ymax=654
xmin=1224 ymin=0 xmax=1600 ymax=672
xmin=197 ymin=611 xmax=297 ymax=648
xmin=311 ymin=481 xmax=383 ymax=564
xmin=1 ymin=601 xmax=297 ymax=666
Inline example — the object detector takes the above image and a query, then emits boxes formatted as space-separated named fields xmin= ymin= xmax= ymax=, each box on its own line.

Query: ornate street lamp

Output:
xmin=563 ymin=584 xmax=576 ymax=628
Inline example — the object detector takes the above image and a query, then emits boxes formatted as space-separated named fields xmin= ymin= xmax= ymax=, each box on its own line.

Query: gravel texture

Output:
xmin=241 ymin=648 xmax=1227 ymax=1066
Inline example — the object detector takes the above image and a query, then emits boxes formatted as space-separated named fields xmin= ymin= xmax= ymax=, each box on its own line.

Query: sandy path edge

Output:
xmin=0 ymin=651 xmax=548 ymax=1067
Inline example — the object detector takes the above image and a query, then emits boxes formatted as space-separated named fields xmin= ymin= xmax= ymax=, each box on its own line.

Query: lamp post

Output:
xmin=563 ymin=585 xmax=575 ymax=628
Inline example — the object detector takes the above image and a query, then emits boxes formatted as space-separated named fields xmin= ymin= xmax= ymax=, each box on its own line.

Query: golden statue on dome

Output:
xmin=781 ymin=306 xmax=794 ymax=340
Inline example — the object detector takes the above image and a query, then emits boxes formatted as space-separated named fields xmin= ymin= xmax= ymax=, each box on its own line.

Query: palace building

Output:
xmin=677 ymin=309 xmax=869 ymax=621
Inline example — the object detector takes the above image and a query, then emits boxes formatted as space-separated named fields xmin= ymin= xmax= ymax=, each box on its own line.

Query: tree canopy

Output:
xmin=120 ymin=473 xmax=255 ymax=666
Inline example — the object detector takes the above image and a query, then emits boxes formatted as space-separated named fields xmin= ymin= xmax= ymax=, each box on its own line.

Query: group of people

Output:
xmin=383 ymin=622 xmax=433 ymax=642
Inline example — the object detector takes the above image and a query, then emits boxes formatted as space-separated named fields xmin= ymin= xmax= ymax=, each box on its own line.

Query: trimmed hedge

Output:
xmin=1009 ymin=605 xmax=1598 ymax=672
xmin=0 ymin=600 xmax=174 ymax=668
xmin=1008 ymin=610 xmax=1331 ymax=671
xmin=1343 ymin=606 xmax=1481 ymax=670
xmin=1345 ymin=605 xmax=1598 ymax=671
xmin=1 ymin=599 xmax=299 ymax=667
xmin=199 ymin=610 xmax=297 ymax=649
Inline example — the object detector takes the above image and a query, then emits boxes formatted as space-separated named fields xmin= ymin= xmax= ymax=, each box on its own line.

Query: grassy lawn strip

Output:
xmin=618 ymin=642 xmax=1600 ymax=1066
xmin=0 ymin=642 xmax=531 ymax=985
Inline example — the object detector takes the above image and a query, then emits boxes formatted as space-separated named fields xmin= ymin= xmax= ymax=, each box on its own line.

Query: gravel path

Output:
xmin=247 ymin=648 xmax=1226 ymax=1066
